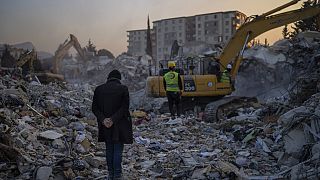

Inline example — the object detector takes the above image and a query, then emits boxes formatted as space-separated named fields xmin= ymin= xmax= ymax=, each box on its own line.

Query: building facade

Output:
xmin=127 ymin=29 xmax=148 ymax=57
xmin=127 ymin=11 xmax=246 ymax=61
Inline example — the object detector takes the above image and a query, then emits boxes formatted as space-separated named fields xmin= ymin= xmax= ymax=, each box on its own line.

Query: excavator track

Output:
xmin=203 ymin=96 xmax=259 ymax=123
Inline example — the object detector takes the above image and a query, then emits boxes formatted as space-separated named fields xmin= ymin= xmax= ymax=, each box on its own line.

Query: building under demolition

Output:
xmin=127 ymin=11 xmax=247 ymax=61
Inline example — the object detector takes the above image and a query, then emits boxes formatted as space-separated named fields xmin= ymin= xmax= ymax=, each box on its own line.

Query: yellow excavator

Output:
xmin=52 ymin=34 xmax=86 ymax=75
xmin=146 ymin=0 xmax=320 ymax=122
xmin=16 ymin=49 xmax=37 ymax=73
xmin=30 ymin=34 xmax=87 ymax=82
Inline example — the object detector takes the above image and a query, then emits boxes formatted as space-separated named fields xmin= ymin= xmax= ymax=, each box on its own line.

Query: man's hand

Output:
xmin=103 ymin=118 xmax=113 ymax=128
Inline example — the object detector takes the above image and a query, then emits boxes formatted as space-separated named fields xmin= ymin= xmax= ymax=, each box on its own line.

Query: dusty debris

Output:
xmin=0 ymin=32 xmax=320 ymax=179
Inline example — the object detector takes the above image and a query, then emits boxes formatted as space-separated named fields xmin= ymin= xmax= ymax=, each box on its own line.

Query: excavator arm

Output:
xmin=218 ymin=0 xmax=320 ymax=78
xmin=53 ymin=34 xmax=86 ymax=74
xmin=16 ymin=49 xmax=36 ymax=73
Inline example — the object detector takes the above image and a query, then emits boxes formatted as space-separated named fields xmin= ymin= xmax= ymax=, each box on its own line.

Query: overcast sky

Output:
xmin=0 ymin=0 xmax=301 ymax=56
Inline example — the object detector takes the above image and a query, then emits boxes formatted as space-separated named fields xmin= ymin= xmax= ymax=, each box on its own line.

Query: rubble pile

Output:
xmin=0 ymin=72 xmax=106 ymax=179
xmin=234 ymin=31 xmax=320 ymax=102
xmin=84 ymin=54 xmax=151 ymax=92
xmin=126 ymin=93 xmax=320 ymax=179
xmin=0 ymin=32 xmax=320 ymax=179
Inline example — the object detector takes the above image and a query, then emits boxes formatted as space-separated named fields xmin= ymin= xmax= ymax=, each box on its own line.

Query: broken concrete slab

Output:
xmin=278 ymin=106 xmax=310 ymax=126
xmin=39 ymin=130 xmax=63 ymax=140
xmin=36 ymin=166 xmax=52 ymax=180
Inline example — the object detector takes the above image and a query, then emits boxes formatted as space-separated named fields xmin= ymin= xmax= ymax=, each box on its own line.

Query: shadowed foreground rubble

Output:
xmin=1 ymin=32 xmax=320 ymax=179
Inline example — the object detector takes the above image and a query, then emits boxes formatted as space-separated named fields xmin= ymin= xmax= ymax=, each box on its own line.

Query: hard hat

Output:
xmin=227 ymin=64 xmax=232 ymax=69
xmin=168 ymin=61 xmax=176 ymax=68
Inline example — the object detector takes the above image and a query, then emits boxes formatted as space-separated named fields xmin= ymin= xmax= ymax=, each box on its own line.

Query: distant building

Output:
xmin=127 ymin=11 xmax=246 ymax=61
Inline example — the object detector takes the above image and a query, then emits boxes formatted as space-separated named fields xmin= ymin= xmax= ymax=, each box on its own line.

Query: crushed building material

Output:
xmin=0 ymin=32 xmax=320 ymax=179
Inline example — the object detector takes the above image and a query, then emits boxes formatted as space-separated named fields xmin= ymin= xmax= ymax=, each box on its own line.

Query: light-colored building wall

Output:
xmin=153 ymin=17 xmax=187 ymax=60
xmin=153 ymin=11 xmax=246 ymax=61
xmin=127 ymin=29 xmax=147 ymax=57
xmin=127 ymin=11 xmax=246 ymax=61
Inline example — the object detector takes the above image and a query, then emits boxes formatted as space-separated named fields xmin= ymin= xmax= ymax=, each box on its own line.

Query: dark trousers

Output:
xmin=105 ymin=142 xmax=124 ymax=179
xmin=166 ymin=91 xmax=181 ymax=117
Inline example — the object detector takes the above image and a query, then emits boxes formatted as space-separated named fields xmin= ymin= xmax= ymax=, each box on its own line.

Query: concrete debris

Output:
xmin=39 ymin=130 xmax=63 ymax=140
xmin=36 ymin=166 xmax=52 ymax=180
xmin=0 ymin=32 xmax=320 ymax=179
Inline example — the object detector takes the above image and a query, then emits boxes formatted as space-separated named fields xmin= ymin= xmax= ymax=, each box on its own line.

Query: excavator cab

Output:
xmin=147 ymin=0 xmax=320 ymax=122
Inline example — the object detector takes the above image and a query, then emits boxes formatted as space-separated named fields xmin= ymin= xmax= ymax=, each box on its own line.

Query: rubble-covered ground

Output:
xmin=1 ymin=32 xmax=320 ymax=179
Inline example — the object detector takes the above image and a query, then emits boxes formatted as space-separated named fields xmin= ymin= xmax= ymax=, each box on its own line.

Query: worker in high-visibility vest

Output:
xmin=220 ymin=64 xmax=232 ymax=83
xmin=163 ymin=61 xmax=183 ymax=118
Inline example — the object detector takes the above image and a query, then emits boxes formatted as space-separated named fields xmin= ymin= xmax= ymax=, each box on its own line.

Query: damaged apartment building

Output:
xmin=127 ymin=11 xmax=247 ymax=61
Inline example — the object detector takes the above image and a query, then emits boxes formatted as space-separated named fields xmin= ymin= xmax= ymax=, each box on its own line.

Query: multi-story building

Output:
xmin=127 ymin=11 xmax=246 ymax=61
xmin=127 ymin=29 xmax=148 ymax=57
xmin=127 ymin=29 xmax=156 ymax=58
xmin=194 ymin=11 xmax=246 ymax=44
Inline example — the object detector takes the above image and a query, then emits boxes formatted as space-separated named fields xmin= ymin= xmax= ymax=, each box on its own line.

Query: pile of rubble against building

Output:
xmin=2 ymin=76 xmax=319 ymax=180
xmin=81 ymin=54 xmax=151 ymax=93
xmin=234 ymin=31 xmax=320 ymax=103
xmin=1 ymin=32 xmax=320 ymax=180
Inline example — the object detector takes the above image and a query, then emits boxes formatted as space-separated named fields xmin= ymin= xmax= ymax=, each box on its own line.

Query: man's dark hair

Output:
xmin=108 ymin=69 xmax=122 ymax=80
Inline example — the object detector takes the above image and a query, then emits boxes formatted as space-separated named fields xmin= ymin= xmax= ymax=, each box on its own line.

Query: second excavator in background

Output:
xmin=52 ymin=34 xmax=86 ymax=75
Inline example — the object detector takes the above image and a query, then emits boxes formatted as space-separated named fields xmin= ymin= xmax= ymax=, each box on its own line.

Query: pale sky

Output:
xmin=0 ymin=0 xmax=302 ymax=56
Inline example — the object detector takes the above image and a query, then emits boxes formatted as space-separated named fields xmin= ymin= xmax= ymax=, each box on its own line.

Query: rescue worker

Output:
xmin=163 ymin=61 xmax=183 ymax=118
xmin=220 ymin=64 xmax=232 ymax=83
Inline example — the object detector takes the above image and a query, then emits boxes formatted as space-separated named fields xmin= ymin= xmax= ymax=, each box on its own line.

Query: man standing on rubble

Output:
xmin=92 ymin=69 xmax=133 ymax=180
xmin=163 ymin=61 xmax=183 ymax=118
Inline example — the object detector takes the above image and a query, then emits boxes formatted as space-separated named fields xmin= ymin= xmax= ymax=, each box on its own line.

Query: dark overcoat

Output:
xmin=92 ymin=79 xmax=133 ymax=144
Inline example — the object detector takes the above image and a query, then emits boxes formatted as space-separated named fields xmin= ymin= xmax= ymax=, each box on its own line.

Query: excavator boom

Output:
xmin=53 ymin=34 xmax=86 ymax=74
xmin=16 ymin=49 xmax=37 ymax=73
xmin=218 ymin=1 xmax=320 ymax=78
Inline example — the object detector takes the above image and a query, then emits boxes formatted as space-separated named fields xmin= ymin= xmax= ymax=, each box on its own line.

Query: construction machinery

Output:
xmin=146 ymin=0 xmax=320 ymax=122
xmin=16 ymin=49 xmax=37 ymax=74
xmin=53 ymin=34 xmax=86 ymax=75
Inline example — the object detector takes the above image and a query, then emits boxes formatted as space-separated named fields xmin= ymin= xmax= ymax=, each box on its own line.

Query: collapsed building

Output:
xmin=0 ymin=31 xmax=320 ymax=179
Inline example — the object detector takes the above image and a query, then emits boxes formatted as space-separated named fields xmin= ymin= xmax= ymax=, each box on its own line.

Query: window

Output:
xmin=158 ymin=48 xmax=162 ymax=52
xmin=165 ymin=21 xmax=168 ymax=25
xmin=172 ymin=19 xmax=175 ymax=24
xmin=218 ymin=36 xmax=223 ymax=42
xmin=214 ymin=21 xmax=217 ymax=26
xmin=225 ymin=36 xmax=229 ymax=40
xmin=179 ymin=19 xmax=182 ymax=23
xmin=179 ymin=32 xmax=182 ymax=37
xmin=197 ymin=16 xmax=201 ymax=20
xmin=224 ymin=14 xmax=229 ymax=18
xmin=198 ymin=24 xmax=201 ymax=28
xmin=225 ymin=28 xmax=229 ymax=33
xmin=198 ymin=30 xmax=201 ymax=35
xmin=225 ymin=21 xmax=229 ymax=25
xmin=158 ymin=28 xmax=161 ymax=32
xmin=214 ymin=14 xmax=217 ymax=19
